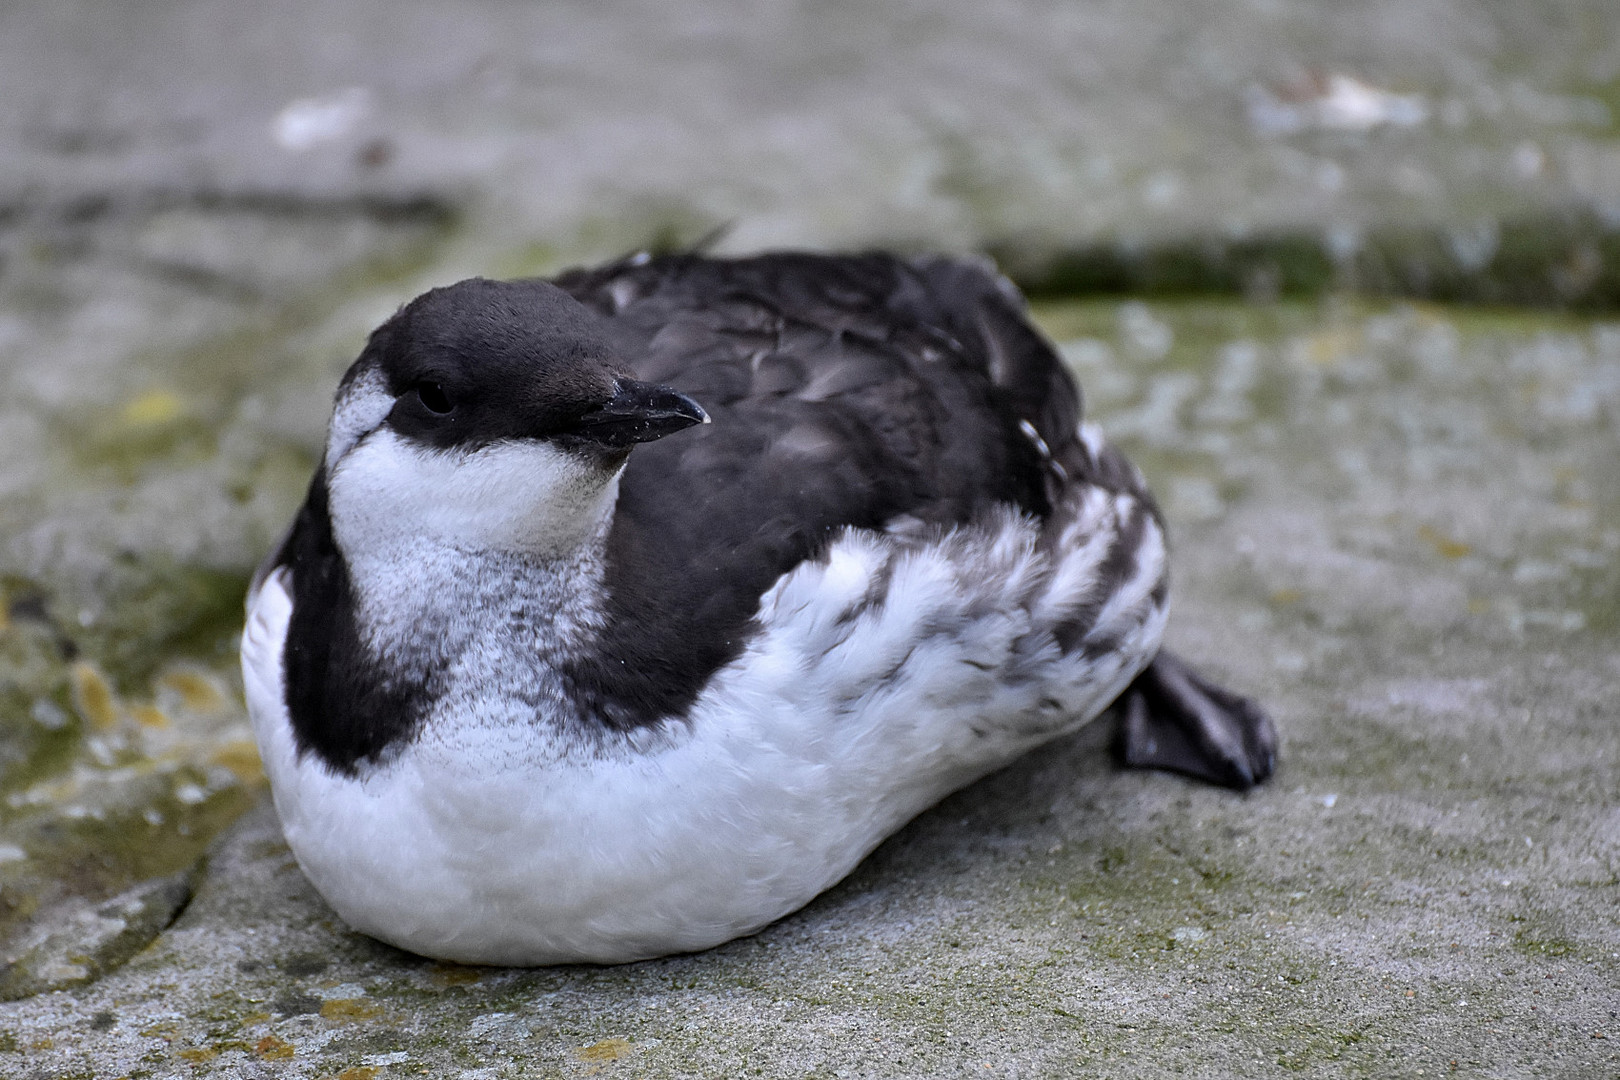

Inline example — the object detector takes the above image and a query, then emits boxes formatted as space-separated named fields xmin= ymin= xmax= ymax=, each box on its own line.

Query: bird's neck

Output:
xmin=322 ymin=431 xmax=629 ymax=679
xmin=340 ymin=517 xmax=613 ymax=699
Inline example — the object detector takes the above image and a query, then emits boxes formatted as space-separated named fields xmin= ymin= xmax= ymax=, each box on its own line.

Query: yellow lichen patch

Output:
xmin=240 ymin=1012 xmax=272 ymax=1027
xmin=336 ymin=1068 xmax=378 ymax=1080
xmin=71 ymin=661 xmax=121 ymax=730
xmin=130 ymin=704 xmax=171 ymax=729
xmin=1468 ymin=597 xmax=1491 ymax=615
xmin=177 ymin=1046 xmax=219 ymax=1063
xmin=158 ymin=668 xmax=229 ymax=714
xmin=121 ymin=390 xmax=186 ymax=428
xmin=1269 ymin=588 xmax=1303 ymax=606
xmin=576 ymin=1038 xmax=634 ymax=1062
xmin=17 ymin=776 xmax=78 ymax=808
xmin=254 ymin=1035 xmax=294 ymax=1060
xmin=320 ymin=998 xmax=382 ymax=1022
xmin=210 ymin=740 xmax=265 ymax=785
xmin=1552 ymin=465 xmax=1590 ymax=509
xmin=1304 ymin=328 xmax=1358 ymax=366
xmin=432 ymin=963 xmax=486 ymax=986
xmin=1417 ymin=524 xmax=1472 ymax=560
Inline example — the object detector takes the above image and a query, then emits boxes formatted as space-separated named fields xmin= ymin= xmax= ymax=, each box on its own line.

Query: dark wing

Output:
xmin=549 ymin=251 xmax=1096 ymax=731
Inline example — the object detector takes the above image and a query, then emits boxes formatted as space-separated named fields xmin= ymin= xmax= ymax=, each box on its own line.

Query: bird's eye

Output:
xmin=415 ymin=381 xmax=453 ymax=414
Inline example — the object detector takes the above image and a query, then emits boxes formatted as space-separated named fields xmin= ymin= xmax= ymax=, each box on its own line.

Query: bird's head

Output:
xmin=322 ymin=277 xmax=707 ymax=560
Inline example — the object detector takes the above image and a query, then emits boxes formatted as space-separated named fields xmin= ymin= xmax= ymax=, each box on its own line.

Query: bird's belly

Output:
xmin=265 ymin=720 xmax=911 ymax=966
xmin=243 ymin=497 xmax=1168 ymax=966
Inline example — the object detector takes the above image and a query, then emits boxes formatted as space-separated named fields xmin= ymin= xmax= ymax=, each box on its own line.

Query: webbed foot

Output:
xmin=1115 ymin=650 xmax=1277 ymax=790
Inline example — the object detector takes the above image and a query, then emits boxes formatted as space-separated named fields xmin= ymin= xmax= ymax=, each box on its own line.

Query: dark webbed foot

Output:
xmin=1115 ymin=650 xmax=1277 ymax=789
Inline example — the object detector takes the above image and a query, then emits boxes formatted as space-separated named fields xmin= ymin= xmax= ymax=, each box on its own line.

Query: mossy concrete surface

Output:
xmin=5 ymin=0 xmax=1620 ymax=285
xmin=3 ymin=295 xmax=1616 ymax=1077
xmin=1 ymin=1 xmax=1618 ymax=1077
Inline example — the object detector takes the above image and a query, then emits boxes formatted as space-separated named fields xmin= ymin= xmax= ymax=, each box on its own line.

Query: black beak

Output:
xmin=567 ymin=379 xmax=709 ymax=447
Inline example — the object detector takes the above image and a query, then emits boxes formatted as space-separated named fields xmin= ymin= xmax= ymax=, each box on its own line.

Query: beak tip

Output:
xmin=569 ymin=380 xmax=709 ymax=446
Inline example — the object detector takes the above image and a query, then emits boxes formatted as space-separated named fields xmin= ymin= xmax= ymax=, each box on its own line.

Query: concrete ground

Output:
xmin=0 ymin=2 xmax=1616 ymax=1077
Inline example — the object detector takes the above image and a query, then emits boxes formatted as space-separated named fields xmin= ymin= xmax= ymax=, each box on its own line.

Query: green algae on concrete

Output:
xmin=1 ymin=294 xmax=1615 ymax=1078
xmin=0 ymin=870 xmax=193 ymax=1001
xmin=0 ymin=194 xmax=458 ymax=1001
xmin=1003 ymin=211 xmax=1620 ymax=312
xmin=0 ymin=607 xmax=263 ymax=987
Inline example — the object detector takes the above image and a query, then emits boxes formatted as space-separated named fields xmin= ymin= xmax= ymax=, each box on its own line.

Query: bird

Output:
xmin=240 ymin=250 xmax=1276 ymax=967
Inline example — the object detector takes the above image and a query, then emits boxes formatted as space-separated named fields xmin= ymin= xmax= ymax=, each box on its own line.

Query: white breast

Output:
xmin=242 ymin=492 xmax=1167 ymax=966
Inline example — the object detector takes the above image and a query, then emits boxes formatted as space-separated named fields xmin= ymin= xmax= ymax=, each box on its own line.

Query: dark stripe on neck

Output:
xmin=278 ymin=468 xmax=434 ymax=775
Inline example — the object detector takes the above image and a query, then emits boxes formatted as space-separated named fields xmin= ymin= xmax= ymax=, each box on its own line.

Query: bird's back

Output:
xmin=549 ymin=252 xmax=1141 ymax=732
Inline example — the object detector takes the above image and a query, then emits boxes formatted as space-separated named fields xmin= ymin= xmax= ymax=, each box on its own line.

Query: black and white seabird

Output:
xmin=241 ymin=252 xmax=1276 ymax=966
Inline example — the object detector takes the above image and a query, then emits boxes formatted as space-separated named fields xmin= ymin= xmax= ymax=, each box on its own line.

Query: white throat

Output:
xmin=328 ymin=427 xmax=623 ymax=561
xmin=325 ymin=428 xmax=621 ymax=691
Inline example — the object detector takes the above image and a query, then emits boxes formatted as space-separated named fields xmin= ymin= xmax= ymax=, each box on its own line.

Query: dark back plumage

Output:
xmin=548 ymin=252 xmax=1095 ymax=731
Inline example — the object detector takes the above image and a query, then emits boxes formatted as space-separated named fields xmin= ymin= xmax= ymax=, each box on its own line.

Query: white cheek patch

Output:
xmin=326 ymin=367 xmax=395 ymax=471
xmin=328 ymin=429 xmax=621 ymax=559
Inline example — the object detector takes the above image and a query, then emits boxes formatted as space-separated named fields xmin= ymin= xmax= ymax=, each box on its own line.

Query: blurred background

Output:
xmin=1 ymin=2 xmax=1617 ymax=1075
